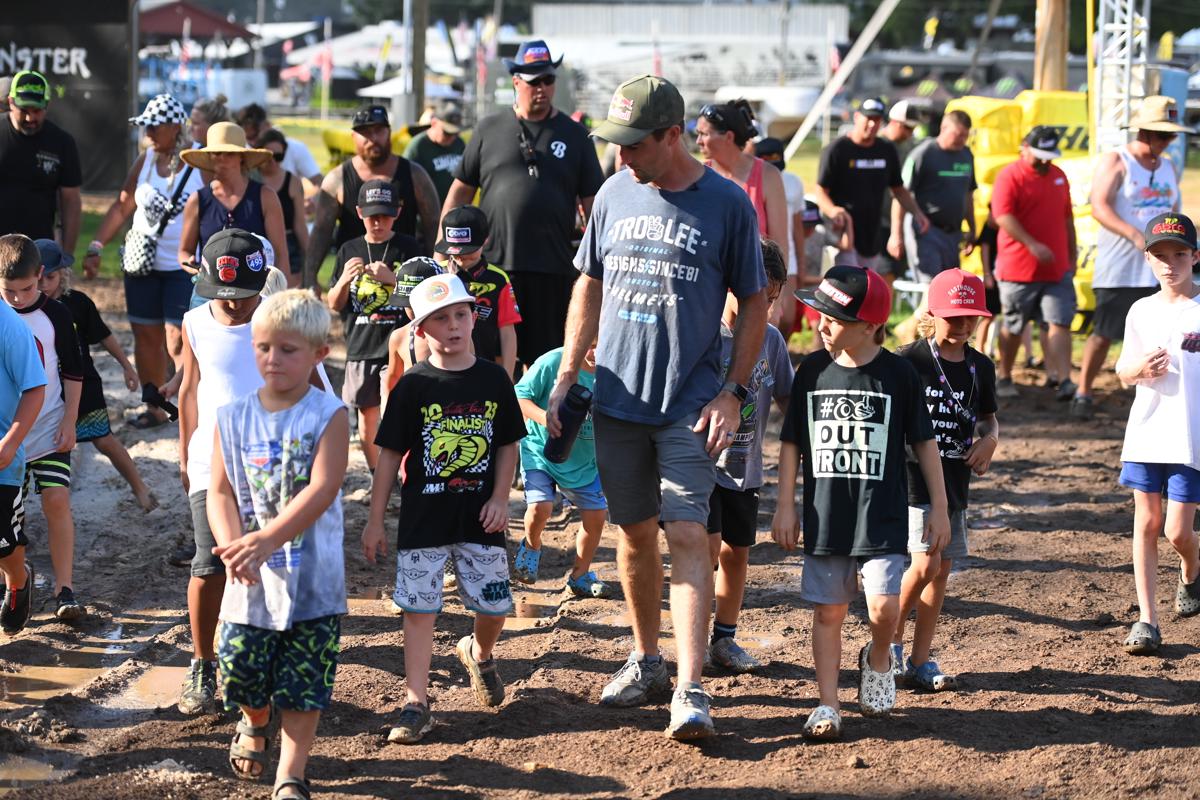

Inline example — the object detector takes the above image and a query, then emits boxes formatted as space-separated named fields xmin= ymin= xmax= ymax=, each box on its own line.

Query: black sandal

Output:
xmin=128 ymin=410 xmax=168 ymax=430
xmin=228 ymin=710 xmax=274 ymax=781
xmin=274 ymin=777 xmax=311 ymax=799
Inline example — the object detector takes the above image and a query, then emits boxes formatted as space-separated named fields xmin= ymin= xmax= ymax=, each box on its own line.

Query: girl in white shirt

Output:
xmin=1115 ymin=212 xmax=1200 ymax=656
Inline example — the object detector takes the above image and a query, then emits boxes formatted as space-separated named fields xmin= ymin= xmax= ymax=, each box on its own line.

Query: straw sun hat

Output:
xmin=1128 ymin=95 xmax=1195 ymax=134
xmin=181 ymin=121 xmax=273 ymax=171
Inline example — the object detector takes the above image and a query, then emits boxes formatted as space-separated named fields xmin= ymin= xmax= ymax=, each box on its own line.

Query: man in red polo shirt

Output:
xmin=991 ymin=126 xmax=1078 ymax=399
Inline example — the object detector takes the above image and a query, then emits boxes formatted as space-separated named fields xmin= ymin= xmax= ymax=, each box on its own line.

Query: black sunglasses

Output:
xmin=522 ymin=74 xmax=556 ymax=88
xmin=271 ymin=151 xmax=285 ymax=162
xmin=700 ymin=104 xmax=727 ymax=129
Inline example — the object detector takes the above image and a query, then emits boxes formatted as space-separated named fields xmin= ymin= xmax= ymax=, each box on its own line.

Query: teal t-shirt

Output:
xmin=514 ymin=348 xmax=597 ymax=489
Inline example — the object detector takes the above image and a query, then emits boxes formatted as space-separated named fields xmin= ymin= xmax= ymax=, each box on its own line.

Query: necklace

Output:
xmin=928 ymin=338 xmax=977 ymax=435
xmin=365 ymin=238 xmax=391 ymax=268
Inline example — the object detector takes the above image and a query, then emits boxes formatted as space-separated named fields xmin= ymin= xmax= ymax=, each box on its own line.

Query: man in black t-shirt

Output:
xmin=440 ymin=40 xmax=605 ymax=367
xmin=813 ymin=97 xmax=927 ymax=284
xmin=0 ymin=71 xmax=82 ymax=254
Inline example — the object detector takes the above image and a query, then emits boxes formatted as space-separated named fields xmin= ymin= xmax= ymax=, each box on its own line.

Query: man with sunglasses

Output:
xmin=991 ymin=126 xmax=1078 ymax=401
xmin=0 ymin=70 xmax=81 ymax=256
xmin=1072 ymin=96 xmax=1192 ymax=419
xmin=440 ymin=40 xmax=604 ymax=369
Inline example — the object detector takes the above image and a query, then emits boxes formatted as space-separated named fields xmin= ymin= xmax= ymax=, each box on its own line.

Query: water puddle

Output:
xmin=109 ymin=664 xmax=189 ymax=711
xmin=0 ymin=754 xmax=65 ymax=795
xmin=505 ymin=599 xmax=559 ymax=630
xmin=737 ymin=632 xmax=786 ymax=650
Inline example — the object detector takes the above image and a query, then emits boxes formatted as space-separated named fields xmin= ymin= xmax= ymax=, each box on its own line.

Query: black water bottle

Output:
xmin=544 ymin=384 xmax=593 ymax=464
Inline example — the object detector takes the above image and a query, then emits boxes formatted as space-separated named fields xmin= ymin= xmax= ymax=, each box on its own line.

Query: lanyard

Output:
xmin=928 ymin=338 xmax=977 ymax=434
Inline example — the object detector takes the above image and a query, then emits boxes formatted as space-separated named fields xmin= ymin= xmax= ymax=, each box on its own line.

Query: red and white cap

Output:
xmin=927 ymin=269 xmax=991 ymax=318
xmin=796 ymin=264 xmax=892 ymax=325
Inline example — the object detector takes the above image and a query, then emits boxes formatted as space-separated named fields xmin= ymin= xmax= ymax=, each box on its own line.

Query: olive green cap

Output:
xmin=591 ymin=74 xmax=685 ymax=146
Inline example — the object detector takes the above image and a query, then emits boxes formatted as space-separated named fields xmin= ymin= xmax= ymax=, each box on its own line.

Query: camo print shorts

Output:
xmin=393 ymin=543 xmax=512 ymax=616
xmin=218 ymin=615 xmax=340 ymax=712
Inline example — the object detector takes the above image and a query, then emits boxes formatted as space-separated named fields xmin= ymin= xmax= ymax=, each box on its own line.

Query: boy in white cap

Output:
xmin=362 ymin=273 xmax=525 ymax=744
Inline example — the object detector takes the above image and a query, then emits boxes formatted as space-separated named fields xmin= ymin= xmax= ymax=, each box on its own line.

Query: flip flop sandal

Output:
xmin=274 ymin=777 xmax=311 ymax=799
xmin=1123 ymin=621 xmax=1162 ymax=655
xmin=229 ymin=710 xmax=274 ymax=781
xmin=1175 ymin=574 xmax=1200 ymax=618
xmin=802 ymin=704 xmax=842 ymax=741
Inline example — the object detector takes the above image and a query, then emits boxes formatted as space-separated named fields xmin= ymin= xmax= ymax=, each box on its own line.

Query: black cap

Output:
xmin=754 ymin=137 xmax=786 ymax=170
xmin=352 ymin=104 xmax=390 ymax=131
xmin=801 ymin=199 xmax=821 ymax=225
xmin=858 ymin=97 xmax=886 ymax=117
xmin=391 ymin=257 xmax=446 ymax=308
xmin=435 ymin=205 xmax=489 ymax=256
xmin=196 ymin=228 xmax=268 ymax=300
xmin=1144 ymin=213 xmax=1198 ymax=251
xmin=795 ymin=264 xmax=892 ymax=326
xmin=1022 ymin=125 xmax=1062 ymax=160
xmin=357 ymin=179 xmax=399 ymax=216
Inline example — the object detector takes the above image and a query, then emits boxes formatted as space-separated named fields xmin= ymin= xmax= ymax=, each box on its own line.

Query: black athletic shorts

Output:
xmin=0 ymin=485 xmax=27 ymax=559
xmin=1092 ymin=287 xmax=1158 ymax=341
xmin=509 ymin=272 xmax=576 ymax=368
xmin=706 ymin=484 xmax=759 ymax=548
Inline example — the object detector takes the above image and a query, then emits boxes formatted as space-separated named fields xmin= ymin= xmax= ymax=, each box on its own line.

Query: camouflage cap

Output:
xmin=591 ymin=75 xmax=685 ymax=146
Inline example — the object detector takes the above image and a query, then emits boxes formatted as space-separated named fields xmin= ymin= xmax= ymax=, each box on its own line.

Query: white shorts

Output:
xmin=393 ymin=543 xmax=513 ymax=616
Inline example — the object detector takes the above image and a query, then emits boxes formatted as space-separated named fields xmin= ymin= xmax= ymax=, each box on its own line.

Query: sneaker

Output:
xmin=1 ymin=564 xmax=34 ymax=635
xmin=995 ymin=377 xmax=1019 ymax=399
xmin=905 ymin=657 xmax=957 ymax=691
xmin=166 ymin=540 xmax=196 ymax=567
xmin=566 ymin=571 xmax=612 ymax=599
xmin=54 ymin=587 xmax=85 ymax=621
xmin=599 ymin=652 xmax=672 ymax=707
xmin=178 ymin=659 xmax=219 ymax=715
xmin=890 ymin=643 xmax=904 ymax=678
xmin=1175 ymin=573 xmax=1200 ymax=618
xmin=665 ymin=682 xmax=714 ymax=740
xmin=512 ymin=539 xmax=540 ymax=585
xmin=1070 ymin=395 xmax=1095 ymax=419
xmin=708 ymin=637 xmax=762 ymax=673
xmin=1056 ymin=379 xmax=1078 ymax=402
xmin=857 ymin=643 xmax=896 ymax=717
xmin=455 ymin=634 xmax=504 ymax=707
xmin=443 ymin=565 xmax=457 ymax=592
xmin=387 ymin=702 xmax=434 ymax=744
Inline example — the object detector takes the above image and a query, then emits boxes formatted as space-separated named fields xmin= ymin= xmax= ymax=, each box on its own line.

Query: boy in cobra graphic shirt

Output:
xmin=771 ymin=264 xmax=948 ymax=741
xmin=363 ymin=273 xmax=525 ymax=745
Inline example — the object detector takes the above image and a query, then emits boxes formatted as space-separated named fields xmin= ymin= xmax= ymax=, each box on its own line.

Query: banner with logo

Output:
xmin=0 ymin=3 xmax=132 ymax=191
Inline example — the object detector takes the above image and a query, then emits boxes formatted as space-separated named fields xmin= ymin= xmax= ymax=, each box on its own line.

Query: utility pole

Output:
xmin=253 ymin=0 xmax=265 ymax=70
xmin=1033 ymin=0 xmax=1070 ymax=90
xmin=413 ymin=0 xmax=428 ymax=121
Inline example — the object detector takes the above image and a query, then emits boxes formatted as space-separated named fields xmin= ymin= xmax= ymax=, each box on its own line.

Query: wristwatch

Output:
xmin=721 ymin=381 xmax=749 ymax=403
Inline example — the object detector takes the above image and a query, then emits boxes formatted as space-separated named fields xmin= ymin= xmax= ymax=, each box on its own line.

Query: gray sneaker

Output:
xmin=178 ymin=659 xmax=218 ymax=715
xmin=387 ymin=702 xmax=434 ymax=744
xmin=599 ymin=652 xmax=672 ymax=707
xmin=666 ymin=682 xmax=715 ymax=740
xmin=1070 ymin=395 xmax=1095 ymax=419
xmin=1056 ymin=379 xmax=1079 ymax=402
xmin=455 ymin=635 xmax=505 ymax=707
xmin=708 ymin=637 xmax=762 ymax=673
xmin=995 ymin=377 xmax=1019 ymax=399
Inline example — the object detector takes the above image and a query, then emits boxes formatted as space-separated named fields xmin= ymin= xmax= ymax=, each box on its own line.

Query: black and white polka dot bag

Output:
xmin=120 ymin=165 xmax=194 ymax=277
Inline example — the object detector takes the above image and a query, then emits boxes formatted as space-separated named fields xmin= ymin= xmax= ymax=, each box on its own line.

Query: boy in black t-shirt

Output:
xmin=363 ymin=273 xmax=525 ymax=745
xmin=328 ymin=179 xmax=421 ymax=471
xmin=772 ymin=265 xmax=949 ymax=740
xmin=894 ymin=269 xmax=998 ymax=692
xmin=436 ymin=205 xmax=520 ymax=379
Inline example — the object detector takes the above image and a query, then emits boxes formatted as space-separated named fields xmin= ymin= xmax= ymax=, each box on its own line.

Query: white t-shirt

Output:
xmin=132 ymin=146 xmax=206 ymax=272
xmin=781 ymin=171 xmax=805 ymax=276
xmin=1117 ymin=291 xmax=1200 ymax=469
xmin=281 ymin=137 xmax=321 ymax=180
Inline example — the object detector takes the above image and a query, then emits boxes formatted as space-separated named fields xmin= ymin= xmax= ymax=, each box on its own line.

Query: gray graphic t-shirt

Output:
xmin=576 ymin=168 xmax=766 ymax=425
xmin=715 ymin=322 xmax=793 ymax=491
xmin=217 ymin=387 xmax=348 ymax=630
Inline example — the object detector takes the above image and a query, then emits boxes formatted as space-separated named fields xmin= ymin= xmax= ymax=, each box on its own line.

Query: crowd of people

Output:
xmin=0 ymin=44 xmax=1198 ymax=799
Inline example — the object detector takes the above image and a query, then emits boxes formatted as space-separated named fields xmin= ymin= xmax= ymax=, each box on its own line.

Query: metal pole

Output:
xmin=320 ymin=16 xmax=331 ymax=122
xmin=786 ymin=0 xmax=903 ymax=160
xmin=967 ymin=0 xmax=1003 ymax=84
xmin=253 ymin=0 xmax=265 ymax=70
xmin=413 ymin=0 xmax=428 ymax=121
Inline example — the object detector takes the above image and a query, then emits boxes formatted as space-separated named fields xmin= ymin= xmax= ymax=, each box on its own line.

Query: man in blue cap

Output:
xmin=440 ymin=40 xmax=604 ymax=369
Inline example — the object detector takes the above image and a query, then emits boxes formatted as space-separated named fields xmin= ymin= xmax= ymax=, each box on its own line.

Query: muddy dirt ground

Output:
xmin=2 ymin=278 xmax=1198 ymax=799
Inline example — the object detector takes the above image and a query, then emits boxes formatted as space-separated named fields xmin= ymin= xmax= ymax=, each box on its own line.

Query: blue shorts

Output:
xmin=124 ymin=269 xmax=193 ymax=327
xmin=1119 ymin=462 xmax=1200 ymax=503
xmin=522 ymin=469 xmax=607 ymax=511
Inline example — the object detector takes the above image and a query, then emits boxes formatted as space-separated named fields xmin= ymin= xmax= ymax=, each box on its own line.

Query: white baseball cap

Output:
xmin=410 ymin=273 xmax=476 ymax=327
xmin=889 ymin=99 xmax=920 ymax=129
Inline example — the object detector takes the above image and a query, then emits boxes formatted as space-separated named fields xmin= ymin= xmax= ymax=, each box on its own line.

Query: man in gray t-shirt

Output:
xmin=891 ymin=110 xmax=978 ymax=282
xmin=546 ymin=75 xmax=767 ymax=741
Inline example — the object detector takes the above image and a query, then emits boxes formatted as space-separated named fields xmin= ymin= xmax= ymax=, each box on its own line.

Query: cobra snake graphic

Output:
xmin=429 ymin=431 xmax=488 ymax=477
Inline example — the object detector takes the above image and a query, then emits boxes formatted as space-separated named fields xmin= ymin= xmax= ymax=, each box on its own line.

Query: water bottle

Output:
xmin=544 ymin=384 xmax=593 ymax=464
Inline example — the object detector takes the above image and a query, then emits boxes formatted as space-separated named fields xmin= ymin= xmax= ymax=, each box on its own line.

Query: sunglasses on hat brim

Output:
xmin=518 ymin=74 xmax=556 ymax=87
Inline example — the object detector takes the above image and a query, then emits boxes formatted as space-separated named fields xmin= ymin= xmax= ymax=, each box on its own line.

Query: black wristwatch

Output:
xmin=721 ymin=381 xmax=749 ymax=403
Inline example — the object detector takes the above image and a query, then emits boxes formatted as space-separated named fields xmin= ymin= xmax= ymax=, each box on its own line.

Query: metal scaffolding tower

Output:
xmin=1092 ymin=0 xmax=1149 ymax=155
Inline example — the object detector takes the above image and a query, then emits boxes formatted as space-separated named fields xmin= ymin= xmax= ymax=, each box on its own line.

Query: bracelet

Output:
xmin=86 ymin=240 xmax=103 ymax=257
xmin=985 ymin=433 xmax=999 ymax=444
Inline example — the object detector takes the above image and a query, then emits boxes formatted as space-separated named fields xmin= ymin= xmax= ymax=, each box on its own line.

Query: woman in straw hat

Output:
xmin=176 ymin=121 xmax=290 ymax=286
xmin=1072 ymin=95 xmax=1194 ymax=419
xmin=84 ymin=93 xmax=208 ymax=429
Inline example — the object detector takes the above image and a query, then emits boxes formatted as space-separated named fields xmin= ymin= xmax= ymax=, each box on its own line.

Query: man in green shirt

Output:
xmin=404 ymin=100 xmax=466 ymax=206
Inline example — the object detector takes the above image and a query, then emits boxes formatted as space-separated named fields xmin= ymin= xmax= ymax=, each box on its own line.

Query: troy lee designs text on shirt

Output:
xmin=807 ymin=389 xmax=892 ymax=480
xmin=602 ymin=214 xmax=707 ymax=323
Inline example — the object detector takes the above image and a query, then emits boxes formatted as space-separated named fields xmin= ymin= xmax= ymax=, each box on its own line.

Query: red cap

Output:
xmin=796 ymin=265 xmax=892 ymax=325
xmin=927 ymin=269 xmax=992 ymax=318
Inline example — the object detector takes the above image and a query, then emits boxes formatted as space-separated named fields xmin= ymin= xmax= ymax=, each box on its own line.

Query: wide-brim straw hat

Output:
xmin=181 ymin=121 xmax=273 ymax=171
xmin=1128 ymin=95 xmax=1195 ymax=134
